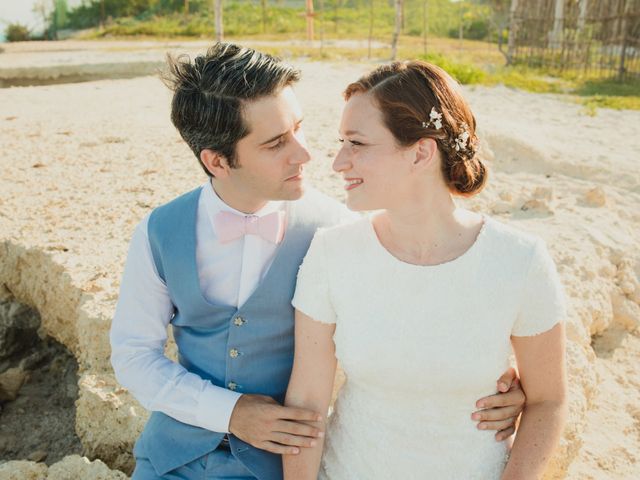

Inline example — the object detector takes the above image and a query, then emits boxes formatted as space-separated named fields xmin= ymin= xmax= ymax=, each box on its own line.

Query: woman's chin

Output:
xmin=346 ymin=197 xmax=377 ymax=212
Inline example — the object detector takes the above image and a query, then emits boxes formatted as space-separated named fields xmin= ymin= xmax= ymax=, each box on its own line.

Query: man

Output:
xmin=110 ymin=43 xmax=525 ymax=480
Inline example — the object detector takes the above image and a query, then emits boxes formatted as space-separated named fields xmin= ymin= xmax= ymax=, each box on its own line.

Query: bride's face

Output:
xmin=333 ymin=92 xmax=415 ymax=211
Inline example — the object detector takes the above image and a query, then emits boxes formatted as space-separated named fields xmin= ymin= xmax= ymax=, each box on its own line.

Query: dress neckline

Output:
xmin=365 ymin=213 xmax=490 ymax=270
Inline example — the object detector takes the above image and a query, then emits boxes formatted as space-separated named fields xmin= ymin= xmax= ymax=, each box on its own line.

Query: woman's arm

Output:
xmin=283 ymin=309 xmax=338 ymax=480
xmin=502 ymin=322 xmax=568 ymax=480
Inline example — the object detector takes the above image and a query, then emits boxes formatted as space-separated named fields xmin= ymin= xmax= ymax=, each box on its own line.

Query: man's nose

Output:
xmin=290 ymin=129 xmax=311 ymax=165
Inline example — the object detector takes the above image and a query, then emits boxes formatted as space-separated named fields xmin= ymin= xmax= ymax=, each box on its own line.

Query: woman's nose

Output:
xmin=332 ymin=146 xmax=350 ymax=173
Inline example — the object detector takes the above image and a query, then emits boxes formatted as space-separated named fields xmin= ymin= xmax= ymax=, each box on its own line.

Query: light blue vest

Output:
xmin=139 ymin=186 xmax=346 ymax=479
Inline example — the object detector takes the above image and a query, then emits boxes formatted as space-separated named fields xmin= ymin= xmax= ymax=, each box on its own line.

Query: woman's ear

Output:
xmin=412 ymin=138 xmax=438 ymax=169
xmin=201 ymin=149 xmax=231 ymax=178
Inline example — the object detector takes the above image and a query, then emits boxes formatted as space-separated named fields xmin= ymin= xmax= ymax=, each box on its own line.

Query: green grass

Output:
xmin=76 ymin=14 xmax=640 ymax=112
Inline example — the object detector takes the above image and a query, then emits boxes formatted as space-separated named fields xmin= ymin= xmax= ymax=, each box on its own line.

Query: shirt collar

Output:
xmin=202 ymin=181 xmax=284 ymax=226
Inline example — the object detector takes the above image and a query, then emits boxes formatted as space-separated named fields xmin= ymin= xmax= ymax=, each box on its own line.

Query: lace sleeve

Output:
xmin=512 ymin=239 xmax=567 ymax=337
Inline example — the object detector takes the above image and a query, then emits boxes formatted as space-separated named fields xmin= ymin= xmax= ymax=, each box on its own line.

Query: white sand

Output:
xmin=0 ymin=41 xmax=638 ymax=478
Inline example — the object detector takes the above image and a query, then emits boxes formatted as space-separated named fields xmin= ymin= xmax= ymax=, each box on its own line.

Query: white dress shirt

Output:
xmin=110 ymin=182 xmax=285 ymax=434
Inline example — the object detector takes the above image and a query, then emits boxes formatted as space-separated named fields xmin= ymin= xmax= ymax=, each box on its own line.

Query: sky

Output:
xmin=0 ymin=0 xmax=82 ymax=32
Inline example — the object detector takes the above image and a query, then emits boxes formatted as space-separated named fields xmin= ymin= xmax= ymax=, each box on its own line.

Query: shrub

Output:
xmin=5 ymin=23 xmax=30 ymax=42
xmin=420 ymin=53 xmax=486 ymax=85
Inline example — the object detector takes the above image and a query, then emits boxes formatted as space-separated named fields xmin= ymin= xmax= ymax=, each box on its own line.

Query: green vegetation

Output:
xmin=4 ymin=23 xmax=31 ymax=42
xmin=16 ymin=0 xmax=640 ymax=111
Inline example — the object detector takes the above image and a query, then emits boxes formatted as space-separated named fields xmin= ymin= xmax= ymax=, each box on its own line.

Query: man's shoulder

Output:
xmin=151 ymin=187 xmax=203 ymax=217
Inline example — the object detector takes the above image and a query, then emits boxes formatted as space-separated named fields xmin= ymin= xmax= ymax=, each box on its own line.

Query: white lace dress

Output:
xmin=291 ymin=215 xmax=566 ymax=480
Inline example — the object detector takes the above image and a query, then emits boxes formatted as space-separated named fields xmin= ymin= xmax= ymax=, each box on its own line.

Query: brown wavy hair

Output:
xmin=344 ymin=61 xmax=487 ymax=197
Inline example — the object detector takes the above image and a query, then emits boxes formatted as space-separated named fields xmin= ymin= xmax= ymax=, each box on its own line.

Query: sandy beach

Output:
xmin=0 ymin=40 xmax=639 ymax=479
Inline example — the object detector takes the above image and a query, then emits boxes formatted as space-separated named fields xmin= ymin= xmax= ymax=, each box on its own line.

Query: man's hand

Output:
xmin=472 ymin=367 xmax=525 ymax=441
xmin=229 ymin=394 xmax=324 ymax=455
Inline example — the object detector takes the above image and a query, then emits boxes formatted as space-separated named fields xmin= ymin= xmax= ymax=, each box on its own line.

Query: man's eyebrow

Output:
xmin=259 ymin=118 xmax=304 ymax=146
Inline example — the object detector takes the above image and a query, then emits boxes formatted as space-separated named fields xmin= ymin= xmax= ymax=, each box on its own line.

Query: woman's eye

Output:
xmin=338 ymin=138 xmax=362 ymax=147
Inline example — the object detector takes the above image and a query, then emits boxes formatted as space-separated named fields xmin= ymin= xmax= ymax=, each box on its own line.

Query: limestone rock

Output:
xmin=520 ymin=198 xmax=554 ymax=215
xmin=0 ymin=460 xmax=47 ymax=480
xmin=0 ymin=366 xmax=28 ymax=402
xmin=585 ymin=187 xmax=606 ymax=207
xmin=0 ymin=299 xmax=40 ymax=360
xmin=76 ymin=373 xmax=148 ymax=475
xmin=47 ymin=455 xmax=128 ymax=480
xmin=26 ymin=450 xmax=48 ymax=463
xmin=612 ymin=292 xmax=640 ymax=331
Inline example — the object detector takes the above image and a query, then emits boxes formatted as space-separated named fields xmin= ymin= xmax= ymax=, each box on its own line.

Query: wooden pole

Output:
xmin=213 ymin=0 xmax=223 ymax=42
xmin=618 ymin=0 xmax=630 ymax=80
xmin=391 ymin=0 xmax=403 ymax=60
xmin=306 ymin=0 xmax=314 ymax=42
xmin=506 ymin=0 xmax=519 ymax=65
xmin=368 ymin=0 xmax=374 ymax=59
xmin=261 ymin=0 xmax=267 ymax=34
xmin=423 ymin=0 xmax=428 ymax=56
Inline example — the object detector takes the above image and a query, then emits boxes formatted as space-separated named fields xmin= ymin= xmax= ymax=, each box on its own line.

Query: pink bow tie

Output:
xmin=214 ymin=210 xmax=287 ymax=245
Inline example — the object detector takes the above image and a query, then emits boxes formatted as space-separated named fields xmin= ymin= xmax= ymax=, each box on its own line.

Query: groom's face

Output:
xmin=226 ymin=86 xmax=311 ymax=203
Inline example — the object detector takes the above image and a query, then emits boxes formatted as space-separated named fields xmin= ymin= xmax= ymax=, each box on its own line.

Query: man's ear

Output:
xmin=412 ymin=138 xmax=438 ymax=169
xmin=201 ymin=149 xmax=231 ymax=178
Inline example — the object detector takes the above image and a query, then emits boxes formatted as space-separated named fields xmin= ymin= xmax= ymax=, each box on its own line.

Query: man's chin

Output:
xmin=279 ymin=181 xmax=306 ymax=201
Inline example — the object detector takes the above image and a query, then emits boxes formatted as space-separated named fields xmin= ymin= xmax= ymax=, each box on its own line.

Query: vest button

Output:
xmin=228 ymin=382 xmax=237 ymax=391
xmin=229 ymin=348 xmax=239 ymax=358
xmin=234 ymin=317 xmax=245 ymax=326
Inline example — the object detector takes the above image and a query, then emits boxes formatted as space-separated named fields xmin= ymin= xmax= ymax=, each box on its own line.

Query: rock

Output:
xmin=498 ymin=190 xmax=513 ymax=202
xmin=0 ymin=367 xmax=28 ymax=402
xmin=612 ymin=292 xmax=640 ymax=331
xmin=0 ymin=460 xmax=48 ymax=479
xmin=585 ymin=186 xmax=606 ymax=207
xmin=47 ymin=455 xmax=128 ymax=480
xmin=26 ymin=450 xmax=48 ymax=463
xmin=76 ymin=373 xmax=147 ymax=474
xmin=19 ymin=348 xmax=49 ymax=372
xmin=520 ymin=198 xmax=554 ymax=215
xmin=533 ymin=186 xmax=554 ymax=200
xmin=0 ymin=300 xmax=41 ymax=360
xmin=490 ymin=200 xmax=513 ymax=215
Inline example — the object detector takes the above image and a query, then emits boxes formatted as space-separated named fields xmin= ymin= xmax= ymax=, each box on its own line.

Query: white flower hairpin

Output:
xmin=454 ymin=124 xmax=470 ymax=151
xmin=421 ymin=107 xmax=443 ymax=130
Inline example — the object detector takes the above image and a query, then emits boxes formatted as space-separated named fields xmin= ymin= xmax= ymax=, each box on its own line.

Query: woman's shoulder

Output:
xmin=312 ymin=215 xmax=371 ymax=248
xmin=482 ymin=215 xmax=546 ymax=263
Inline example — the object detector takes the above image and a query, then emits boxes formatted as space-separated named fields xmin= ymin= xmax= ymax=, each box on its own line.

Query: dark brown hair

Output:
xmin=163 ymin=43 xmax=301 ymax=176
xmin=344 ymin=61 xmax=487 ymax=197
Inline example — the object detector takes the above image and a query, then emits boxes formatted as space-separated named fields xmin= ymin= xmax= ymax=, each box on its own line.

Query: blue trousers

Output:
xmin=132 ymin=441 xmax=256 ymax=480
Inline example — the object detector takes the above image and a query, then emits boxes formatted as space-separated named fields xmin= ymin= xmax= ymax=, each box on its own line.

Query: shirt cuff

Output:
xmin=196 ymin=384 xmax=243 ymax=434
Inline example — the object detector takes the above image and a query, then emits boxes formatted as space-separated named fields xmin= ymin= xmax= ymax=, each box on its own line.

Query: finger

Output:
xmin=477 ymin=418 xmax=517 ymax=432
xmin=476 ymin=388 xmax=525 ymax=409
xmin=276 ymin=420 xmax=323 ymax=438
xmin=471 ymin=405 xmax=521 ymax=422
xmin=277 ymin=406 xmax=323 ymax=422
xmin=496 ymin=367 xmax=517 ymax=392
xmin=272 ymin=432 xmax=319 ymax=448
xmin=495 ymin=426 xmax=515 ymax=442
xmin=260 ymin=441 xmax=300 ymax=455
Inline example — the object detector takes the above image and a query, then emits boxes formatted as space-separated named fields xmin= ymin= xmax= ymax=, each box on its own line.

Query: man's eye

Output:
xmin=269 ymin=138 xmax=285 ymax=150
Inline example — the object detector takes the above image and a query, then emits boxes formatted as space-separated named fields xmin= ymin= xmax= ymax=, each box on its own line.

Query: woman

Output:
xmin=283 ymin=61 xmax=567 ymax=480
